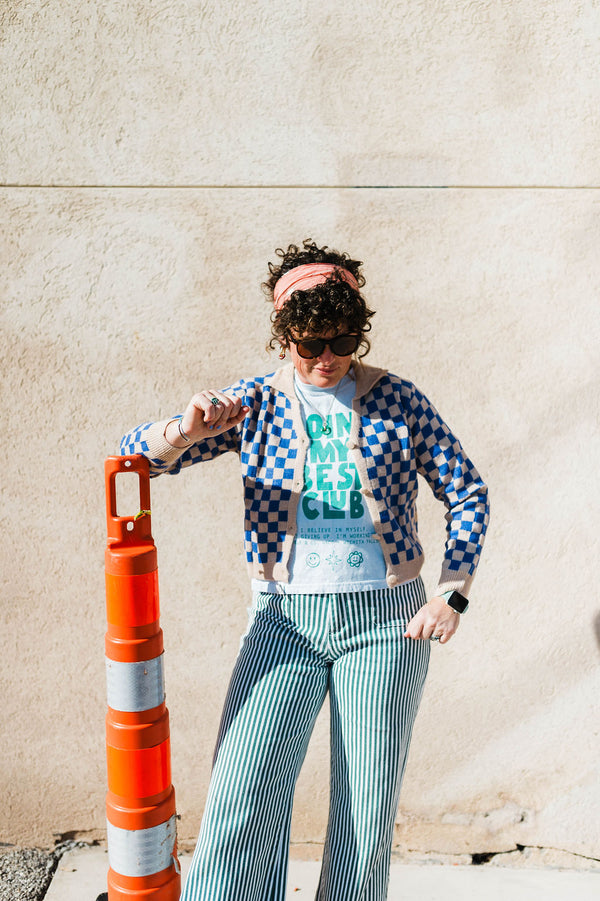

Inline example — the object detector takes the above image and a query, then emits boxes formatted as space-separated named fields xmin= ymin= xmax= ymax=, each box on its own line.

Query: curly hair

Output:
xmin=263 ymin=240 xmax=375 ymax=358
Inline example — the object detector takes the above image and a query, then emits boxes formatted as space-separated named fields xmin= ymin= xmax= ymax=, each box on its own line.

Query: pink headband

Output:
xmin=273 ymin=263 xmax=359 ymax=310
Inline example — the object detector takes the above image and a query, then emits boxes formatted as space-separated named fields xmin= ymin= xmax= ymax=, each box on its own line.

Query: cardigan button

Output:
xmin=387 ymin=574 xmax=398 ymax=587
xmin=346 ymin=439 xmax=357 ymax=449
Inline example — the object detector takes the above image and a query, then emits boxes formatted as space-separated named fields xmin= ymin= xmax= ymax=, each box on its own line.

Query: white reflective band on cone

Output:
xmin=105 ymin=654 xmax=165 ymax=712
xmin=107 ymin=815 xmax=177 ymax=877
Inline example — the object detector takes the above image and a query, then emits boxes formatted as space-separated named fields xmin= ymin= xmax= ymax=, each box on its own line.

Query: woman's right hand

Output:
xmin=165 ymin=390 xmax=250 ymax=447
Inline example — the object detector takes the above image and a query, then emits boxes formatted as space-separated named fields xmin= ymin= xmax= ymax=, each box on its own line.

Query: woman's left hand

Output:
xmin=403 ymin=597 xmax=460 ymax=644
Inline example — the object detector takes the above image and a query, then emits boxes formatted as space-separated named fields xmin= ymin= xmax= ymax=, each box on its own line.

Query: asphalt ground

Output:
xmin=2 ymin=843 xmax=595 ymax=901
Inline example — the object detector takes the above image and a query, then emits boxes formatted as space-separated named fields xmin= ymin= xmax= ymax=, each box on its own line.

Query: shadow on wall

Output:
xmin=593 ymin=612 xmax=600 ymax=655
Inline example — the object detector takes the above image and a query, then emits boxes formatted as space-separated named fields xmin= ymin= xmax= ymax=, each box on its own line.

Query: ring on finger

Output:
xmin=430 ymin=635 xmax=441 ymax=642
xmin=210 ymin=397 xmax=221 ymax=407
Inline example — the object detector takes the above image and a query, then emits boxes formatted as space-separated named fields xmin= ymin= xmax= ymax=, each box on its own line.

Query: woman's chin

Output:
xmin=312 ymin=372 xmax=339 ymax=387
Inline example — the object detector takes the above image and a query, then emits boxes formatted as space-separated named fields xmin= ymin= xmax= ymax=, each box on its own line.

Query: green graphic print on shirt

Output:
xmin=290 ymin=379 xmax=388 ymax=589
xmin=301 ymin=411 xmax=364 ymax=521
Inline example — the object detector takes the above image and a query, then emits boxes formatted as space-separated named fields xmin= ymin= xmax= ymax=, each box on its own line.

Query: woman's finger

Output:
xmin=180 ymin=391 xmax=232 ymax=437
xmin=189 ymin=391 xmax=230 ymax=425
xmin=202 ymin=392 xmax=225 ymax=425
xmin=403 ymin=608 xmax=426 ymax=640
xmin=403 ymin=600 xmax=460 ymax=643
xmin=205 ymin=392 xmax=242 ymax=429
xmin=186 ymin=393 xmax=216 ymax=426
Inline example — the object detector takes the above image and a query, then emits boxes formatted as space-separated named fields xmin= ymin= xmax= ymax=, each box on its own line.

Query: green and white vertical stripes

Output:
xmin=181 ymin=578 xmax=430 ymax=901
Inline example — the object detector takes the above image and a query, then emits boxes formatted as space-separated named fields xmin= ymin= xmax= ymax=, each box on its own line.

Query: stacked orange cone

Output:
xmin=104 ymin=455 xmax=181 ymax=900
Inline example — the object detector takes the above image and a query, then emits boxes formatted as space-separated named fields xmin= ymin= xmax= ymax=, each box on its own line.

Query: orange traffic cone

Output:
xmin=104 ymin=455 xmax=180 ymax=900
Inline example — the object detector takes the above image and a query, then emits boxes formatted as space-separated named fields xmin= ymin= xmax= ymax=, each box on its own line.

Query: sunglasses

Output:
xmin=291 ymin=334 xmax=361 ymax=359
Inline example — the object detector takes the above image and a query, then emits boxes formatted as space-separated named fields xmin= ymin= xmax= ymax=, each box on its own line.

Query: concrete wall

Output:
xmin=1 ymin=1 xmax=598 ymax=861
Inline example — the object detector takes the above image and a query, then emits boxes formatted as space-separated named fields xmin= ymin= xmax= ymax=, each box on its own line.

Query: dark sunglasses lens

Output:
xmin=296 ymin=339 xmax=325 ymax=359
xmin=330 ymin=335 xmax=360 ymax=356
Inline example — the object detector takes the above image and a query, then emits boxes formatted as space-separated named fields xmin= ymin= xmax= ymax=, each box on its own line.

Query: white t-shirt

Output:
xmin=252 ymin=371 xmax=389 ymax=594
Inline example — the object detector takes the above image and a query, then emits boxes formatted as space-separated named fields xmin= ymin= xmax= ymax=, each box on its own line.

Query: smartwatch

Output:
xmin=441 ymin=590 xmax=469 ymax=614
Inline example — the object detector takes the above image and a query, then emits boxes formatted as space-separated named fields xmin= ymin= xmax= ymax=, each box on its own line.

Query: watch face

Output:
xmin=448 ymin=591 xmax=469 ymax=613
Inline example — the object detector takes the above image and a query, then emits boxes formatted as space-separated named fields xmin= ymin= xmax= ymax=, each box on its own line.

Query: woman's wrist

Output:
xmin=164 ymin=418 xmax=191 ymax=448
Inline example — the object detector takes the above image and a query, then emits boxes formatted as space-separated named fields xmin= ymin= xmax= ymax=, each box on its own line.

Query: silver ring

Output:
xmin=210 ymin=397 xmax=221 ymax=406
xmin=430 ymin=635 xmax=441 ymax=642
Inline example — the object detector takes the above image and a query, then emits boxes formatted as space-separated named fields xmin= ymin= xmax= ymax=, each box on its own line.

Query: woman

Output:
xmin=121 ymin=240 xmax=489 ymax=901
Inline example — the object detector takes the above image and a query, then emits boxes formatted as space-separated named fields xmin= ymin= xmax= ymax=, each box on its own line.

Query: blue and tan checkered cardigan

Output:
xmin=121 ymin=362 xmax=489 ymax=596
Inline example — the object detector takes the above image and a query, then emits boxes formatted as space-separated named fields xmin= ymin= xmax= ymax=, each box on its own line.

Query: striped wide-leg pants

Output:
xmin=181 ymin=579 xmax=430 ymax=901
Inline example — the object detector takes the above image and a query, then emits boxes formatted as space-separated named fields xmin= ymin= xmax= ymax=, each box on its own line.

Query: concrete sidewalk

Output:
xmin=45 ymin=844 xmax=600 ymax=901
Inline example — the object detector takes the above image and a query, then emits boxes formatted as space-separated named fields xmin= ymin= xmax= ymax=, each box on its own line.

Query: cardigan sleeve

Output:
xmin=119 ymin=378 xmax=250 ymax=477
xmin=404 ymin=381 xmax=490 ymax=595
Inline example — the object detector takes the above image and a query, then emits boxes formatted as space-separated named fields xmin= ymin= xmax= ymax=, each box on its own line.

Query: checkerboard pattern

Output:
xmin=360 ymin=377 xmax=489 ymax=575
xmin=120 ymin=371 xmax=489 ymax=586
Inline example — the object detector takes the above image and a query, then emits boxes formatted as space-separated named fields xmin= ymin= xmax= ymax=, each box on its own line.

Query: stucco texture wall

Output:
xmin=1 ymin=0 xmax=599 ymax=863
